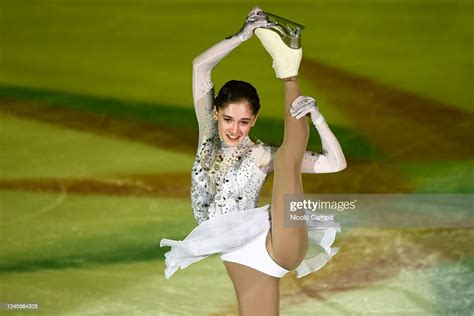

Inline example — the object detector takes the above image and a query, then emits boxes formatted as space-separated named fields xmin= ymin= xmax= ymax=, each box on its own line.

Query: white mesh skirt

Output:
xmin=160 ymin=204 xmax=340 ymax=279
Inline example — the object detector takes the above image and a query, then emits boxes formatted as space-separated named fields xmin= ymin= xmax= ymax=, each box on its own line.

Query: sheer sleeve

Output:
xmin=301 ymin=120 xmax=347 ymax=173
xmin=192 ymin=36 xmax=244 ymax=149
xmin=256 ymin=119 xmax=346 ymax=175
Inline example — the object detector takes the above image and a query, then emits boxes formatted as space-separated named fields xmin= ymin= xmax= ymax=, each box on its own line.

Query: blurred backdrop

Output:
xmin=1 ymin=0 xmax=473 ymax=314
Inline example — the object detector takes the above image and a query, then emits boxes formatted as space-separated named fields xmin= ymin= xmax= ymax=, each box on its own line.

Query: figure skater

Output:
xmin=160 ymin=7 xmax=346 ymax=315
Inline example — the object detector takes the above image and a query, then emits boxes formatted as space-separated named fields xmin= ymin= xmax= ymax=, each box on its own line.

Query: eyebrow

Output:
xmin=222 ymin=115 xmax=252 ymax=122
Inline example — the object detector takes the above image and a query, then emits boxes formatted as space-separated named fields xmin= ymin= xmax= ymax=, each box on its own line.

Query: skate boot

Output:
xmin=255 ymin=31 xmax=302 ymax=79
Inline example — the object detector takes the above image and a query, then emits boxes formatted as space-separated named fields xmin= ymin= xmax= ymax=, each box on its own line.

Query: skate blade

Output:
xmin=258 ymin=11 xmax=305 ymax=49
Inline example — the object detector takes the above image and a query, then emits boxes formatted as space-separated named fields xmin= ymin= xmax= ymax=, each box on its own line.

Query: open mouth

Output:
xmin=226 ymin=134 xmax=241 ymax=142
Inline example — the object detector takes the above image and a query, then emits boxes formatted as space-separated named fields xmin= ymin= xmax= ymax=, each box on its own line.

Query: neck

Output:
xmin=220 ymin=136 xmax=250 ymax=150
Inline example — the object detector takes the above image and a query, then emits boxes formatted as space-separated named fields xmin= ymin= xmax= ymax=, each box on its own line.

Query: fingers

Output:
xmin=237 ymin=7 xmax=269 ymax=41
xmin=249 ymin=13 xmax=267 ymax=23
xmin=245 ymin=7 xmax=268 ymax=33
xmin=290 ymin=96 xmax=317 ymax=119
xmin=245 ymin=14 xmax=269 ymax=33
xmin=247 ymin=6 xmax=267 ymax=23
xmin=252 ymin=18 xmax=269 ymax=29
xmin=296 ymin=111 xmax=309 ymax=120
xmin=290 ymin=98 xmax=315 ymax=115
xmin=248 ymin=6 xmax=263 ymax=17
xmin=292 ymin=105 xmax=311 ymax=119
xmin=290 ymin=104 xmax=309 ymax=119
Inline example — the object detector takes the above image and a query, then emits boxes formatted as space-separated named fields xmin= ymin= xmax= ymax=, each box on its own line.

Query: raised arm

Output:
xmin=301 ymin=121 xmax=347 ymax=173
xmin=291 ymin=96 xmax=347 ymax=173
xmin=192 ymin=7 xmax=268 ymax=149
xmin=192 ymin=37 xmax=241 ymax=148
xmin=258 ymin=96 xmax=346 ymax=175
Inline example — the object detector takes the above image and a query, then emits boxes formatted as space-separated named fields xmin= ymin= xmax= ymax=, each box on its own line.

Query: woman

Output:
xmin=161 ymin=7 xmax=346 ymax=314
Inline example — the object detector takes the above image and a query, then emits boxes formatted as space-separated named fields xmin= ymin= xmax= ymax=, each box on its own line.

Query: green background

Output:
xmin=1 ymin=0 xmax=472 ymax=314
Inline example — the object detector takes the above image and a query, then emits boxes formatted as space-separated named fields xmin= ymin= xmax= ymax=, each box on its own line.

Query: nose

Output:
xmin=231 ymin=122 xmax=239 ymax=134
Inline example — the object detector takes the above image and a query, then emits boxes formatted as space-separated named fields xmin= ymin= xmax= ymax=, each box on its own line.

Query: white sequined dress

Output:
xmin=160 ymin=35 xmax=345 ymax=279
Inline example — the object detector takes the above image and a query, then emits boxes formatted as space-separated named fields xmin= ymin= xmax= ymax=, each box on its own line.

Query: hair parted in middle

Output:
xmin=214 ymin=80 xmax=261 ymax=115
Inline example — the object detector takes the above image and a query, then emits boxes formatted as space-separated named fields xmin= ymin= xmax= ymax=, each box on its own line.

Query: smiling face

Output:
xmin=215 ymin=100 xmax=258 ymax=147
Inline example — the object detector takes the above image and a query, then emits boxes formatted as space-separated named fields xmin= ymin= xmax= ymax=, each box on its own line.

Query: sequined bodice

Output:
xmin=191 ymin=135 xmax=270 ymax=224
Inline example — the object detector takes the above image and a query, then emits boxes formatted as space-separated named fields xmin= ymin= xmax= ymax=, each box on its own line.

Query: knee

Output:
xmin=275 ymin=250 xmax=307 ymax=271
xmin=272 ymin=237 xmax=308 ymax=271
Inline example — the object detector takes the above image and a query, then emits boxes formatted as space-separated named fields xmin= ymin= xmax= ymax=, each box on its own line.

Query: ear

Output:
xmin=252 ymin=113 xmax=259 ymax=127
xmin=213 ymin=107 xmax=218 ymax=121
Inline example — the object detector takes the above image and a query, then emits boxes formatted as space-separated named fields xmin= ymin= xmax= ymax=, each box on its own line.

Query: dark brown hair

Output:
xmin=214 ymin=80 xmax=260 ymax=115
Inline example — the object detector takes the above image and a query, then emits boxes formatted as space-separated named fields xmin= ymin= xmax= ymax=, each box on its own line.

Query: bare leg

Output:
xmin=221 ymin=22 xmax=309 ymax=314
xmin=267 ymin=78 xmax=309 ymax=270
xmin=222 ymin=78 xmax=309 ymax=315
xmin=224 ymin=261 xmax=280 ymax=315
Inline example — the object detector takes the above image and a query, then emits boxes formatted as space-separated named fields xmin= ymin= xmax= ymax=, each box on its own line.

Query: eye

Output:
xmin=223 ymin=118 xmax=232 ymax=123
xmin=240 ymin=121 xmax=250 ymax=126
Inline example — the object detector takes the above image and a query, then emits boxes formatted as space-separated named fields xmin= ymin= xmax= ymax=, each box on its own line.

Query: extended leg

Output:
xmin=255 ymin=26 xmax=309 ymax=270
xmin=267 ymin=78 xmax=309 ymax=270
xmin=221 ymin=25 xmax=308 ymax=316
xmin=220 ymin=80 xmax=308 ymax=313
